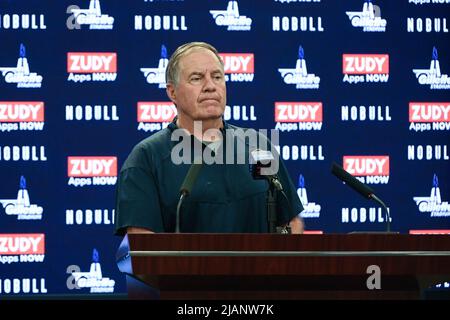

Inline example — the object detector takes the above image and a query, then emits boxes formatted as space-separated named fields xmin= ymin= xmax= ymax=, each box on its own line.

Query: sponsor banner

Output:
xmin=409 ymin=230 xmax=450 ymax=234
xmin=209 ymin=1 xmax=252 ymax=31
xmin=0 ymin=176 xmax=44 ymax=220
xmin=67 ymin=156 xmax=117 ymax=187
xmin=343 ymin=155 xmax=390 ymax=184
xmin=409 ymin=102 xmax=450 ymax=131
xmin=66 ymin=209 xmax=115 ymax=225
xmin=275 ymin=102 xmax=323 ymax=131
xmin=346 ymin=1 xmax=387 ymax=32
xmin=407 ymin=17 xmax=448 ymax=33
xmin=137 ymin=102 xmax=176 ymax=132
xmin=0 ymin=278 xmax=47 ymax=294
xmin=67 ymin=0 xmax=114 ymax=30
xmin=0 ymin=146 xmax=47 ymax=161
xmin=0 ymin=44 xmax=43 ymax=88
xmin=224 ymin=105 xmax=257 ymax=122
xmin=413 ymin=174 xmax=450 ymax=217
xmin=341 ymin=207 xmax=390 ymax=224
xmin=272 ymin=16 xmax=324 ymax=32
xmin=0 ymin=14 xmax=46 ymax=30
xmin=141 ymin=45 xmax=168 ymax=88
xmin=67 ymin=52 xmax=117 ymax=83
xmin=275 ymin=145 xmax=324 ymax=161
xmin=279 ymin=46 xmax=320 ymax=89
xmin=343 ymin=54 xmax=389 ymax=84
xmin=0 ymin=102 xmax=44 ymax=132
xmin=65 ymin=104 xmax=119 ymax=121
xmin=297 ymin=174 xmax=321 ymax=218
xmin=68 ymin=249 xmax=115 ymax=293
xmin=341 ymin=105 xmax=391 ymax=122
xmin=407 ymin=145 xmax=449 ymax=160
xmin=219 ymin=53 xmax=254 ymax=82
xmin=0 ymin=234 xmax=45 ymax=265
xmin=413 ymin=47 xmax=450 ymax=89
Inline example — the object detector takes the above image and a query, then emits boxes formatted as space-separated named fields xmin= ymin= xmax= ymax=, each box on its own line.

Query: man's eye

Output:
xmin=214 ymin=75 xmax=223 ymax=80
xmin=191 ymin=76 xmax=201 ymax=81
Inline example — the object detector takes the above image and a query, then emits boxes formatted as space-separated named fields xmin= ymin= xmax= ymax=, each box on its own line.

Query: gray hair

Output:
xmin=165 ymin=42 xmax=224 ymax=87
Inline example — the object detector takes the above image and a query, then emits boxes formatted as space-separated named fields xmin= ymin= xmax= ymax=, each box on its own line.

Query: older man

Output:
xmin=115 ymin=42 xmax=304 ymax=235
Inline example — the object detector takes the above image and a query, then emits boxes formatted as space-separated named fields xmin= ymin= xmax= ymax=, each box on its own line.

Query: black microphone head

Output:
xmin=179 ymin=161 xmax=203 ymax=196
xmin=331 ymin=162 xmax=374 ymax=199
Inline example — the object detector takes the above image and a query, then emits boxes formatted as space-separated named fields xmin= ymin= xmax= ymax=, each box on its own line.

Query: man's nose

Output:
xmin=202 ymin=74 xmax=216 ymax=91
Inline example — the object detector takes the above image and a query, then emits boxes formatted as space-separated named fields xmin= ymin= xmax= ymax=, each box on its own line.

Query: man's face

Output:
xmin=166 ymin=48 xmax=226 ymax=123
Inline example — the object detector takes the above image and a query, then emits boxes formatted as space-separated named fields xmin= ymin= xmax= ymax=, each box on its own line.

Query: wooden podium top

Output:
xmin=116 ymin=233 xmax=450 ymax=299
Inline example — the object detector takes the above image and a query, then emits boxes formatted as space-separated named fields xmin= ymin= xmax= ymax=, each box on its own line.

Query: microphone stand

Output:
xmin=267 ymin=182 xmax=277 ymax=233
xmin=370 ymin=194 xmax=391 ymax=233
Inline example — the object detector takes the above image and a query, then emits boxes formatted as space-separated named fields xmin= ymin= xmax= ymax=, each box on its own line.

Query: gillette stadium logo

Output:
xmin=0 ymin=176 xmax=43 ymax=220
xmin=275 ymin=102 xmax=323 ymax=132
xmin=413 ymin=174 xmax=450 ymax=217
xmin=67 ymin=52 xmax=117 ymax=83
xmin=297 ymin=174 xmax=321 ymax=218
xmin=137 ymin=102 xmax=176 ymax=132
xmin=413 ymin=47 xmax=450 ymax=89
xmin=219 ymin=53 xmax=254 ymax=82
xmin=0 ymin=44 xmax=43 ymax=88
xmin=67 ymin=0 xmax=114 ymax=30
xmin=0 ymin=102 xmax=44 ymax=132
xmin=279 ymin=46 xmax=320 ymax=89
xmin=67 ymin=156 xmax=117 ymax=187
xmin=343 ymin=155 xmax=390 ymax=184
xmin=346 ymin=0 xmax=387 ymax=32
xmin=209 ymin=0 xmax=252 ymax=31
xmin=0 ymin=234 xmax=45 ymax=265
xmin=409 ymin=102 xmax=450 ymax=131
xmin=68 ymin=249 xmax=115 ymax=293
xmin=343 ymin=54 xmax=389 ymax=84
xmin=141 ymin=45 xmax=168 ymax=88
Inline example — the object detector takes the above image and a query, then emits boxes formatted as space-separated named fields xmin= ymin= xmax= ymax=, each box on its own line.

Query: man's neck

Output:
xmin=176 ymin=117 xmax=224 ymax=142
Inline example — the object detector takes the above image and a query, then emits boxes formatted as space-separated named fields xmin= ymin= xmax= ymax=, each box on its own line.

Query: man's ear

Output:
xmin=166 ymin=83 xmax=177 ymax=103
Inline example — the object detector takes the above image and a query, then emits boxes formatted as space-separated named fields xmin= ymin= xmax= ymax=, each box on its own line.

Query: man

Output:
xmin=115 ymin=42 xmax=304 ymax=235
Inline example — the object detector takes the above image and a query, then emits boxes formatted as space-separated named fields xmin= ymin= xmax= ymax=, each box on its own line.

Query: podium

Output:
xmin=116 ymin=233 xmax=450 ymax=299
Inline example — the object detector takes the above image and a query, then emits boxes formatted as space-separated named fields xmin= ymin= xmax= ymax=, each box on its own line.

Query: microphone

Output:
xmin=331 ymin=162 xmax=392 ymax=232
xmin=250 ymin=149 xmax=282 ymax=191
xmin=175 ymin=159 xmax=202 ymax=233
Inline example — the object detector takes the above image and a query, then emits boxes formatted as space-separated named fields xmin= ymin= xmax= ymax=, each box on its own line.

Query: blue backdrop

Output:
xmin=0 ymin=0 xmax=449 ymax=297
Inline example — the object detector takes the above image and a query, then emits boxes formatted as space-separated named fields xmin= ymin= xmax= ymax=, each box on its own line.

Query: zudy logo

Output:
xmin=343 ymin=155 xmax=390 ymax=184
xmin=343 ymin=54 xmax=389 ymax=84
xmin=219 ymin=53 xmax=254 ymax=82
xmin=0 ymin=102 xmax=44 ymax=132
xmin=274 ymin=102 xmax=323 ymax=131
xmin=67 ymin=52 xmax=117 ymax=83
xmin=137 ymin=102 xmax=177 ymax=132
xmin=67 ymin=156 xmax=117 ymax=187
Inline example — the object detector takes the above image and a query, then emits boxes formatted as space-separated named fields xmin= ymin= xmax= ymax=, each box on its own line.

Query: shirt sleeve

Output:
xmin=114 ymin=166 xmax=164 ymax=236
